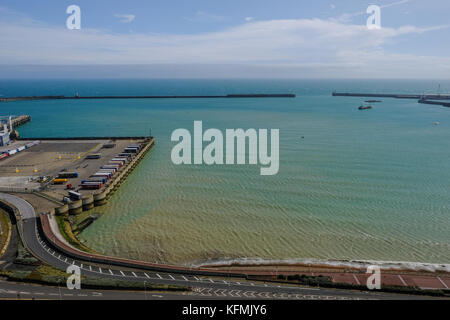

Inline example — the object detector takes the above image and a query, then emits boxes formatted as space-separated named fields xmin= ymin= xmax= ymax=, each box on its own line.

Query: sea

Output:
xmin=1 ymin=79 xmax=449 ymax=270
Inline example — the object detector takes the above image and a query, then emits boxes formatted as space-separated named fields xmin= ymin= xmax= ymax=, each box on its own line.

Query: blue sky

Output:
xmin=1 ymin=0 xmax=450 ymax=78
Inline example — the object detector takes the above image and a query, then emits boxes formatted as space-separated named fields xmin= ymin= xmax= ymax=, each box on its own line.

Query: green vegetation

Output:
xmin=55 ymin=214 xmax=96 ymax=253
xmin=275 ymin=274 xmax=450 ymax=297
xmin=69 ymin=214 xmax=97 ymax=235
xmin=278 ymin=274 xmax=333 ymax=286
xmin=0 ymin=209 xmax=11 ymax=256
xmin=15 ymin=236 xmax=40 ymax=265
xmin=0 ymin=265 xmax=190 ymax=292
xmin=70 ymin=208 xmax=96 ymax=226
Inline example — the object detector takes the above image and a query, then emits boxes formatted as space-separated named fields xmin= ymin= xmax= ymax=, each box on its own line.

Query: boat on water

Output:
xmin=358 ymin=105 xmax=372 ymax=110
xmin=365 ymin=100 xmax=382 ymax=103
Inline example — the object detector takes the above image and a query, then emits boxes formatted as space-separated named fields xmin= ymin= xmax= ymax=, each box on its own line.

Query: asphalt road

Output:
xmin=0 ymin=193 xmax=437 ymax=300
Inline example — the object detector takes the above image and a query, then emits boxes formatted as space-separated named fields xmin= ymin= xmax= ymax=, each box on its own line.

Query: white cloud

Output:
xmin=114 ymin=14 xmax=135 ymax=23
xmin=245 ymin=17 xmax=254 ymax=22
xmin=0 ymin=15 xmax=449 ymax=78
xmin=381 ymin=0 xmax=411 ymax=9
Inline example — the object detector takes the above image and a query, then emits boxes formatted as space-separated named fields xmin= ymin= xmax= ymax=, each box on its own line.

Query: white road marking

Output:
xmin=437 ymin=277 xmax=448 ymax=289
xmin=352 ymin=274 xmax=361 ymax=285
xmin=169 ymin=275 xmax=175 ymax=280
xmin=214 ymin=289 xmax=227 ymax=296
xmin=144 ymin=273 xmax=150 ymax=279
xmin=99 ymin=267 xmax=102 ymax=273
xmin=181 ymin=275 xmax=188 ymax=281
xmin=132 ymin=272 xmax=138 ymax=278
xmin=398 ymin=275 xmax=408 ymax=286
xmin=229 ymin=290 xmax=241 ymax=297
xmin=156 ymin=274 xmax=162 ymax=279
xmin=120 ymin=271 xmax=125 ymax=276
xmin=109 ymin=269 xmax=113 ymax=275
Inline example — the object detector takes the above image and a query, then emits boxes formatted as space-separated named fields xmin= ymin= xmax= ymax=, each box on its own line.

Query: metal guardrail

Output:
xmin=0 ymin=187 xmax=35 ymax=193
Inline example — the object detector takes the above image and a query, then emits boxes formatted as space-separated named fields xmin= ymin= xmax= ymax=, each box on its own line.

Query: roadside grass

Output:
xmin=0 ymin=264 xmax=190 ymax=292
xmin=272 ymin=274 xmax=450 ymax=297
xmin=14 ymin=235 xmax=40 ymax=266
xmin=0 ymin=209 xmax=11 ymax=256
xmin=54 ymin=214 xmax=96 ymax=253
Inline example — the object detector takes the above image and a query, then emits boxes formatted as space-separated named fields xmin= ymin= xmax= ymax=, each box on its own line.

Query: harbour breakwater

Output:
xmin=332 ymin=92 xmax=450 ymax=100
xmin=10 ymin=115 xmax=31 ymax=128
xmin=0 ymin=93 xmax=295 ymax=102
xmin=418 ymin=99 xmax=450 ymax=108
xmin=333 ymin=91 xmax=450 ymax=108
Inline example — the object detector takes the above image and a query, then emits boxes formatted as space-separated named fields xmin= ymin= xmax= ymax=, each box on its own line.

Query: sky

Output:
xmin=0 ymin=0 xmax=450 ymax=78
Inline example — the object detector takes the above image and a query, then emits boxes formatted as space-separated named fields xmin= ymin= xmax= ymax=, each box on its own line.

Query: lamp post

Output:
xmin=144 ymin=281 xmax=147 ymax=300
xmin=58 ymin=280 xmax=62 ymax=300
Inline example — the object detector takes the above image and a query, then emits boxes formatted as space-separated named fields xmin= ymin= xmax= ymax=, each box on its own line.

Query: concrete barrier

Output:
xmin=82 ymin=195 xmax=94 ymax=210
xmin=93 ymin=191 xmax=107 ymax=206
xmin=68 ymin=200 xmax=82 ymax=215
xmin=55 ymin=204 xmax=69 ymax=215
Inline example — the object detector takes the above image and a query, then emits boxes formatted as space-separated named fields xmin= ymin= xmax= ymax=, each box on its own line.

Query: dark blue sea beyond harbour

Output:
xmin=1 ymin=79 xmax=449 ymax=268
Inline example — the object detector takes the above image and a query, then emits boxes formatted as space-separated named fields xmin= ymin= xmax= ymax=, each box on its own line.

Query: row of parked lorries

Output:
xmin=53 ymin=171 xmax=79 ymax=189
xmin=79 ymin=143 xmax=141 ymax=190
xmin=0 ymin=140 xmax=41 ymax=160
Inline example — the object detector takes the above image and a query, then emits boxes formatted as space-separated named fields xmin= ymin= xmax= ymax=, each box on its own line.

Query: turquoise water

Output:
xmin=1 ymin=79 xmax=449 ymax=266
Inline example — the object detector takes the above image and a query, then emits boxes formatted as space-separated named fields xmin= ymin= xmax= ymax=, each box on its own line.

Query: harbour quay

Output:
xmin=0 ymin=136 xmax=154 ymax=215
